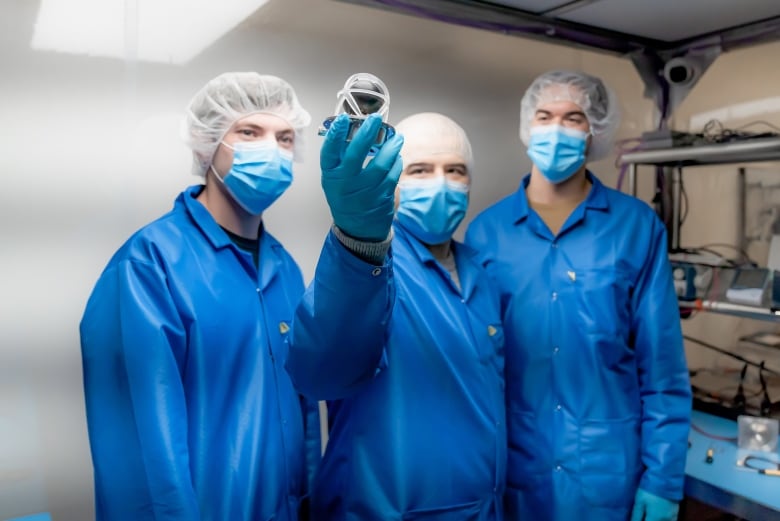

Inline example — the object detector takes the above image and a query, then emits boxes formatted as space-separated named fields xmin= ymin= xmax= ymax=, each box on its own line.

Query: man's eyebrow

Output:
xmin=535 ymin=109 xmax=586 ymax=118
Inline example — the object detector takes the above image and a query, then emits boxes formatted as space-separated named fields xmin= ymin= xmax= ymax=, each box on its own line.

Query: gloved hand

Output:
xmin=630 ymin=488 xmax=679 ymax=521
xmin=321 ymin=113 xmax=404 ymax=242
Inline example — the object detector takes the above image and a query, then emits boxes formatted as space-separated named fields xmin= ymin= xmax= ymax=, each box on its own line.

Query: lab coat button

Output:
xmin=555 ymin=464 xmax=562 ymax=471
xmin=553 ymin=346 xmax=559 ymax=354
xmin=555 ymin=404 xmax=562 ymax=411
xmin=552 ymin=292 xmax=558 ymax=301
xmin=371 ymin=267 xmax=382 ymax=276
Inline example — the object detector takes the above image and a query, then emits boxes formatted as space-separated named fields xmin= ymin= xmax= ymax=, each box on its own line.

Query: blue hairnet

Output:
xmin=519 ymin=70 xmax=619 ymax=161
xmin=182 ymin=72 xmax=311 ymax=177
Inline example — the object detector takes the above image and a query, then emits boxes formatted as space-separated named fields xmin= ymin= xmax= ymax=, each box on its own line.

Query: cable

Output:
xmin=680 ymin=171 xmax=689 ymax=226
xmin=675 ymin=246 xmax=739 ymax=267
xmin=690 ymin=422 xmax=738 ymax=442
xmin=742 ymin=455 xmax=780 ymax=476
xmin=692 ymin=242 xmax=755 ymax=265
xmin=759 ymin=361 xmax=773 ymax=416
xmin=701 ymin=118 xmax=779 ymax=144
xmin=735 ymin=120 xmax=780 ymax=133
xmin=683 ymin=335 xmax=780 ymax=376
xmin=733 ymin=363 xmax=747 ymax=410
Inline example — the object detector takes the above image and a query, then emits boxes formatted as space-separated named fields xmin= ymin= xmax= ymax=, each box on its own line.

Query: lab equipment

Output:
xmin=738 ymin=415 xmax=778 ymax=453
xmin=318 ymin=73 xmax=396 ymax=154
xmin=671 ymin=262 xmax=698 ymax=300
xmin=736 ymin=415 xmax=780 ymax=477
xmin=320 ymin=113 xmax=404 ymax=242
xmin=706 ymin=447 xmax=715 ymax=463
xmin=726 ymin=267 xmax=770 ymax=306
xmin=182 ymin=72 xmax=310 ymax=177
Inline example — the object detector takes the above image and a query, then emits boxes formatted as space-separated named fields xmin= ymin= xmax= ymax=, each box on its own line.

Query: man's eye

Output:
xmin=239 ymin=129 xmax=255 ymax=136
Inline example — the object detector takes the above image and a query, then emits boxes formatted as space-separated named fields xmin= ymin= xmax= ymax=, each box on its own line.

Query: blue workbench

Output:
xmin=686 ymin=410 xmax=780 ymax=520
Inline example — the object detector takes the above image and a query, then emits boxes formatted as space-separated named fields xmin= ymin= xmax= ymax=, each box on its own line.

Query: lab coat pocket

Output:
xmin=579 ymin=416 xmax=641 ymax=508
xmin=575 ymin=267 xmax=632 ymax=336
xmin=402 ymin=499 xmax=485 ymax=520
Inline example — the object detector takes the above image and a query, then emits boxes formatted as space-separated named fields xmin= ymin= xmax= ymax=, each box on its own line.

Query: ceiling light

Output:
xmin=31 ymin=0 xmax=270 ymax=64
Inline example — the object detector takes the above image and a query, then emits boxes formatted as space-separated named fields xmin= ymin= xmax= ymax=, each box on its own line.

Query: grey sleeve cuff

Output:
xmin=332 ymin=225 xmax=392 ymax=265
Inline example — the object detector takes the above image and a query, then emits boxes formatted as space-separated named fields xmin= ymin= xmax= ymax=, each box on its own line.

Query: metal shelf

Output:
xmin=621 ymin=138 xmax=780 ymax=324
xmin=679 ymin=300 xmax=780 ymax=323
xmin=620 ymin=137 xmax=780 ymax=167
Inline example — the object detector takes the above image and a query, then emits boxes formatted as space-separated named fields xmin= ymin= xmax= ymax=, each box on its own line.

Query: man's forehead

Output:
xmin=406 ymin=151 xmax=467 ymax=165
xmin=536 ymin=83 xmax=586 ymax=109
xmin=233 ymin=111 xmax=294 ymax=131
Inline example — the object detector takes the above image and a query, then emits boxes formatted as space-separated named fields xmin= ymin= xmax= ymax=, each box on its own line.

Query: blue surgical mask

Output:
xmin=396 ymin=177 xmax=469 ymax=245
xmin=212 ymin=140 xmax=293 ymax=215
xmin=527 ymin=124 xmax=588 ymax=184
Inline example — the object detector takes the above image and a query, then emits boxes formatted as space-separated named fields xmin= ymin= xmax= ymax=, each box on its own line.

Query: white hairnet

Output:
xmin=519 ymin=70 xmax=620 ymax=161
xmin=395 ymin=112 xmax=474 ymax=174
xmin=182 ymin=72 xmax=311 ymax=177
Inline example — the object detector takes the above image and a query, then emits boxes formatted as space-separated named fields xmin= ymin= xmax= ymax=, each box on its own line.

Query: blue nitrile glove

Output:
xmin=630 ymin=488 xmax=679 ymax=521
xmin=320 ymin=112 xmax=404 ymax=242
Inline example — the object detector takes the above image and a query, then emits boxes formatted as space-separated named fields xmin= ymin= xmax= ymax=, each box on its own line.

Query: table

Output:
xmin=686 ymin=410 xmax=780 ymax=520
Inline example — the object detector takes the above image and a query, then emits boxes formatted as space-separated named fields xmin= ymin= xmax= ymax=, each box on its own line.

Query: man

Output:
xmin=286 ymin=112 xmax=506 ymax=520
xmin=80 ymin=72 xmax=319 ymax=521
xmin=466 ymin=70 xmax=692 ymax=521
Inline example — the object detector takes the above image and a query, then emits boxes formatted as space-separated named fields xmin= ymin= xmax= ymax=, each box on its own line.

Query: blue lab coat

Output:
xmin=466 ymin=173 xmax=692 ymax=521
xmin=287 ymin=223 xmax=507 ymax=521
xmin=80 ymin=185 xmax=319 ymax=521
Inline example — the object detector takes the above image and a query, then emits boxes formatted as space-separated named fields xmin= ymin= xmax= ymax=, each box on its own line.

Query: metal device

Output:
xmin=317 ymin=72 xmax=395 ymax=154
xmin=726 ymin=267 xmax=771 ymax=307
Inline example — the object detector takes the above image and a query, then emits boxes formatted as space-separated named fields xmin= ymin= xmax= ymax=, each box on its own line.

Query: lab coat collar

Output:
xmin=510 ymin=170 xmax=609 ymax=225
xmin=393 ymin=221 xmax=476 ymax=300
xmin=179 ymin=185 xmax=282 ymax=289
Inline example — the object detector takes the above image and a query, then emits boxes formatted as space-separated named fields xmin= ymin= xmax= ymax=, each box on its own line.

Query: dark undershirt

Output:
xmin=222 ymin=226 xmax=259 ymax=267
